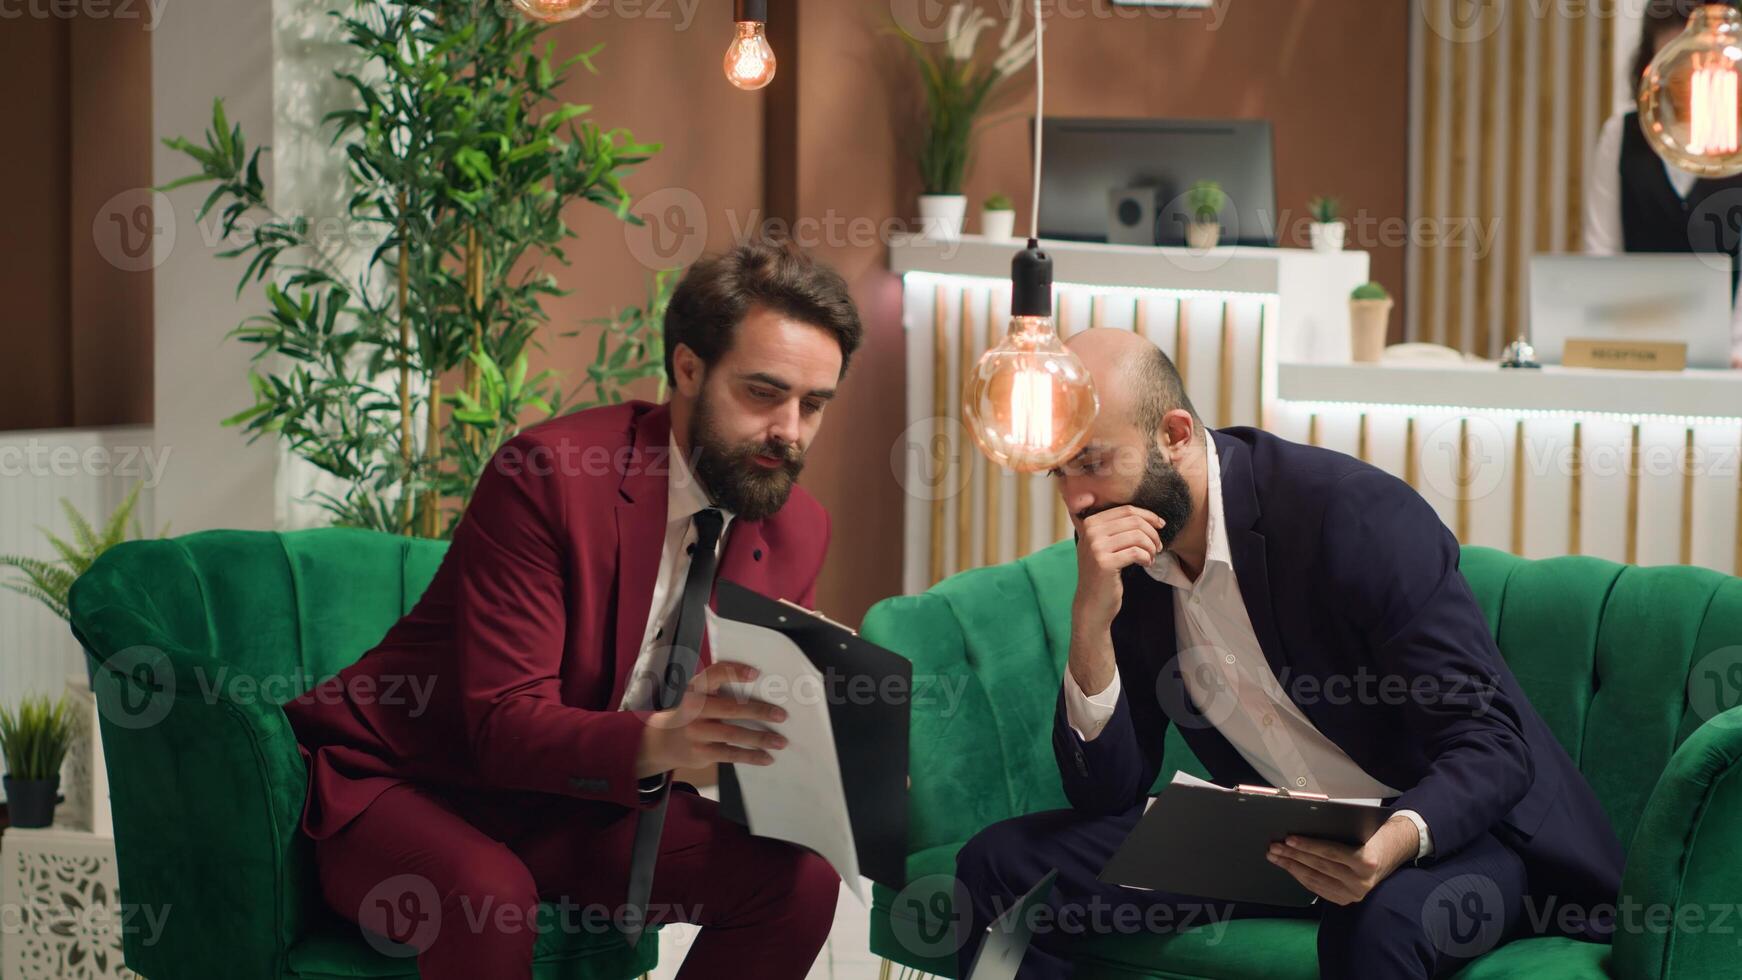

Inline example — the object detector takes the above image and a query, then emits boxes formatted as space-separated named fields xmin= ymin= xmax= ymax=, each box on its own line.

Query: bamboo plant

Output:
xmin=162 ymin=0 xmax=661 ymax=539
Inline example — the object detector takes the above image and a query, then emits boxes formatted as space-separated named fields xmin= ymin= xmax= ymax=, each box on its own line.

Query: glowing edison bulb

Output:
xmin=725 ymin=21 xmax=777 ymax=91
xmin=962 ymin=242 xmax=1099 ymax=472
xmin=1640 ymin=4 xmax=1742 ymax=177
xmin=511 ymin=0 xmax=597 ymax=23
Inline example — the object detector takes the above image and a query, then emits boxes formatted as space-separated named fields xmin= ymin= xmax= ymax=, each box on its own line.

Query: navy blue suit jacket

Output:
xmin=1052 ymin=427 xmax=1624 ymax=915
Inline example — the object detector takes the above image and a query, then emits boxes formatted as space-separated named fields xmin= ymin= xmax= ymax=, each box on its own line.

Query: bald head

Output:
xmin=1067 ymin=328 xmax=1199 ymax=440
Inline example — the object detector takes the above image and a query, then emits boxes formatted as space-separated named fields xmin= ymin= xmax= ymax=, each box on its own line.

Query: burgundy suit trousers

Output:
xmin=313 ymin=781 xmax=838 ymax=979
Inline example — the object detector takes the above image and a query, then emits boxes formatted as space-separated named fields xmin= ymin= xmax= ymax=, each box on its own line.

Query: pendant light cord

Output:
xmin=1029 ymin=0 xmax=1044 ymax=241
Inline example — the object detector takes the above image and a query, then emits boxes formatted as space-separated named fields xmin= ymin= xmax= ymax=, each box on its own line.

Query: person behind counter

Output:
xmin=1583 ymin=0 xmax=1742 ymax=368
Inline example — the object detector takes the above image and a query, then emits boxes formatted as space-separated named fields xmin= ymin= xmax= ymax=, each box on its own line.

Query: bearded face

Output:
xmin=687 ymin=384 xmax=807 ymax=521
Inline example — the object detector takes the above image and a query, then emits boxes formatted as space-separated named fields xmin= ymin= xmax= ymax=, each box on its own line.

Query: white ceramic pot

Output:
xmin=1310 ymin=221 xmax=1347 ymax=252
xmin=918 ymin=194 xmax=968 ymax=241
xmin=1186 ymin=221 xmax=1221 ymax=251
xmin=981 ymin=208 xmax=1017 ymax=241
xmin=1350 ymin=298 xmax=1395 ymax=363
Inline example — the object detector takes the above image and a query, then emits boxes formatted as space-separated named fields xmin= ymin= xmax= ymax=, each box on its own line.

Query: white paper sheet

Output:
xmin=704 ymin=609 xmax=865 ymax=902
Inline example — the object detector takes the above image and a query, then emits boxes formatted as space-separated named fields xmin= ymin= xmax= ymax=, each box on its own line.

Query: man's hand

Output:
xmin=1266 ymin=814 xmax=1421 ymax=906
xmin=634 ymin=661 xmax=787 ymax=779
xmin=1066 ymin=505 xmax=1164 ymax=698
xmin=1072 ymin=505 xmax=1164 ymax=633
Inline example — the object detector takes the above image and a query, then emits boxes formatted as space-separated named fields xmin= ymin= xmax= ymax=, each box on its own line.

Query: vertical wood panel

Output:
xmin=1565 ymin=2 xmax=1589 ymax=253
xmin=957 ymin=290 xmax=975 ymax=575
xmin=1570 ymin=421 xmax=1584 ymax=555
xmin=1503 ymin=0 xmax=1531 ymax=352
xmin=1217 ymin=302 xmax=1235 ymax=428
xmin=1512 ymin=419 xmax=1527 ymax=555
xmin=929 ymin=283 xmax=947 ymax=585
xmin=1535 ymin=3 xmax=1559 ymax=256
xmin=1419 ymin=6 xmax=1444 ymax=344
xmin=983 ymin=291 xmax=1000 ymax=567
xmin=1445 ymin=24 xmax=1472 ymax=349
xmin=1476 ymin=23 xmax=1499 ymax=358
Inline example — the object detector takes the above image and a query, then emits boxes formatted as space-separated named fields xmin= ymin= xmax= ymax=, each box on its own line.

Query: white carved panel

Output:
xmin=1 ymin=828 xmax=137 ymax=980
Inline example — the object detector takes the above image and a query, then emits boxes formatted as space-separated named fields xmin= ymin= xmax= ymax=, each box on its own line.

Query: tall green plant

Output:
xmin=0 ymin=696 xmax=77 ymax=781
xmin=0 ymin=483 xmax=157 ymax=622
xmin=162 ymin=1 xmax=660 ymax=539
xmin=896 ymin=2 xmax=1037 ymax=195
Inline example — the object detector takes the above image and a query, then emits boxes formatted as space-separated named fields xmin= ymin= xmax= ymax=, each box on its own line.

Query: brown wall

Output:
xmin=2 ymin=15 xmax=153 ymax=433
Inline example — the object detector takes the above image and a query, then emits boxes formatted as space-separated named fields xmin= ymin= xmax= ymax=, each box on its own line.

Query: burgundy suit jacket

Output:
xmin=284 ymin=401 xmax=831 ymax=839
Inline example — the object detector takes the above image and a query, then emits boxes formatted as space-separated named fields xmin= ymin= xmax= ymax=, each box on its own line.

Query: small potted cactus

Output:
xmin=1309 ymin=195 xmax=1346 ymax=252
xmin=1349 ymin=281 xmax=1394 ymax=363
xmin=981 ymin=192 xmax=1016 ymax=241
xmin=1184 ymin=180 xmax=1226 ymax=250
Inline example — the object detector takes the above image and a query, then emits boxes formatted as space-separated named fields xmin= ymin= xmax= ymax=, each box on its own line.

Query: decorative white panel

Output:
xmin=1 ymin=828 xmax=137 ymax=980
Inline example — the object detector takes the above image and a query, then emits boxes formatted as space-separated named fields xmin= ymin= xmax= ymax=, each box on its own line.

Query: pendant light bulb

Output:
xmin=511 ymin=0 xmax=598 ymax=23
xmin=1639 ymin=4 xmax=1742 ymax=177
xmin=962 ymin=240 xmax=1099 ymax=473
xmin=725 ymin=0 xmax=776 ymax=91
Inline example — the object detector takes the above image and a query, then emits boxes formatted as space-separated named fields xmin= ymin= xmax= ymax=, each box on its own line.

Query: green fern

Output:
xmin=0 ymin=696 xmax=77 ymax=781
xmin=0 ymin=482 xmax=160 ymax=622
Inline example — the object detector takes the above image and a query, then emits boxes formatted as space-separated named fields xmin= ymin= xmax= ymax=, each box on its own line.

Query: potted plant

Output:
xmin=0 ymin=696 xmax=77 ymax=828
xmin=1350 ymin=282 xmax=1395 ymax=363
xmin=1309 ymin=195 xmax=1346 ymax=252
xmin=897 ymin=2 xmax=1037 ymax=241
xmin=981 ymin=192 xmax=1016 ymax=241
xmin=1185 ymin=180 xmax=1226 ymax=250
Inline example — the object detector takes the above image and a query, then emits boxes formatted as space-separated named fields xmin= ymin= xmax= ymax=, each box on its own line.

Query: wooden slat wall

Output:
xmin=1409 ymin=2 xmax=1636 ymax=352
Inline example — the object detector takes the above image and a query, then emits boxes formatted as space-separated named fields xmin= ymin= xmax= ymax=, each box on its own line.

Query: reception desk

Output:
xmin=1273 ymin=361 xmax=1742 ymax=575
xmin=892 ymin=235 xmax=1369 ymax=593
xmin=893 ymin=235 xmax=1742 ymax=588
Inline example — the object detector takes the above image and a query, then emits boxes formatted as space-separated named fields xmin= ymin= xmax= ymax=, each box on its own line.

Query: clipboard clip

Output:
xmin=774 ymin=597 xmax=859 ymax=636
xmin=1235 ymin=783 xmax=1330 ymax=802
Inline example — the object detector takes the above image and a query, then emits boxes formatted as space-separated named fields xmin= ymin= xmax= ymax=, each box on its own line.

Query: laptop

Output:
xmin=966 ymin=868 xmax=1060 ymax=980
xmin=1528 ymin=254 xmax=1734 ymax=369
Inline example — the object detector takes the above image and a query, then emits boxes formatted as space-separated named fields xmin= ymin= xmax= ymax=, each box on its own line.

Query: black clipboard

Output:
xmin=1099 ymin=779 xmax=1390 ymax=907
xmin=711 ymin=579 xmax=912 ymax=889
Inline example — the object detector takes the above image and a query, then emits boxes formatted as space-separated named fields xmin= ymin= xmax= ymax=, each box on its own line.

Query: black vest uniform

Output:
xmin=1618 ymin=110 xmax=1742 ymax=296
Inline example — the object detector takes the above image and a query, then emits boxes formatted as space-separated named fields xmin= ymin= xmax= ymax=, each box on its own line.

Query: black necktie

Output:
xmin=623 ymin=507 xmax=724 ymax=948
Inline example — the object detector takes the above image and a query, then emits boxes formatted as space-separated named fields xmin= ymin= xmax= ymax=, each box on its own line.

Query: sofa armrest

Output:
xmin=74 ymin=601 xmax=313 ymax=980
xmin=1611 ymin=705 xmax=1742 ymax=980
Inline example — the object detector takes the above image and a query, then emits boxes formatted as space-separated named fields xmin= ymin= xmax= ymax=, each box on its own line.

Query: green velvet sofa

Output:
xmin=67 ymin=528 xmax=658 ymax=980
xmin=860 ymin=541 xmax=1742 ymax=979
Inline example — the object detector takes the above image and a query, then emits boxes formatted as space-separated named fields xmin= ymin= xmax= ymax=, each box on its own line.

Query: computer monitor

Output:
xmin=1037 ymin=117 xmax=1277 ymax=247
xmin=1527 ymin=255 xmax=1734 ymax=369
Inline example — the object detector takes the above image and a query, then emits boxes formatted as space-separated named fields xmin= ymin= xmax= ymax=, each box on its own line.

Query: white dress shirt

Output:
xmin=1584 ymin=111 xmax=1742 ymax=362
xmin=1063 ymin=437 xmax=1433 ymax=858
xmin=617 ymin=434 xmax=734 ymax=713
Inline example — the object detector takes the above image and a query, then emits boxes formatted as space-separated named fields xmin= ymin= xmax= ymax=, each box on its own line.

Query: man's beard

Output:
xmin=688 ymin=391 xmax=806 ymax=522
xmin=1078 ymin=444 xmax=1193 ymax=546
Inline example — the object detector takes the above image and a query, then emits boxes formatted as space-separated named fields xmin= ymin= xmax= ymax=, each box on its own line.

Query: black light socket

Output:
xmin=1010 ymin=238 xmax=1053 ymax=318
xmin=734 ymin=0 xmax=767 ymax=23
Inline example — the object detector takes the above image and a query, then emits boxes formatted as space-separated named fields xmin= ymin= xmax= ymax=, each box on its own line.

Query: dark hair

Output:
xmin=662 ymin=236 xmax=863 ymax=386
xmin=1129 ymin=343 xmax=1199 ymax=437
xmin=1632 ymin=0 xmax=1703 ymax=97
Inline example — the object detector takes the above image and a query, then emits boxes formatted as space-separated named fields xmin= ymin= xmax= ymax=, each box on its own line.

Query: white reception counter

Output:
xmin=893 ymin=236 xmax=1742 ymax=587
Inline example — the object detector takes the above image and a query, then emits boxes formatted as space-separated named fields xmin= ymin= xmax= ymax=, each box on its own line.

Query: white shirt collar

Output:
xmin=1145 ymin=432 xmax=1232 ymax=586
xmin=667 ymin=434 xmax=733 ymax=527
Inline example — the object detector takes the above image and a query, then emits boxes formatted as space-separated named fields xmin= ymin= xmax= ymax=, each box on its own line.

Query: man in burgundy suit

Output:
xmin=283 ymin=238 xmax=864 ymax=978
